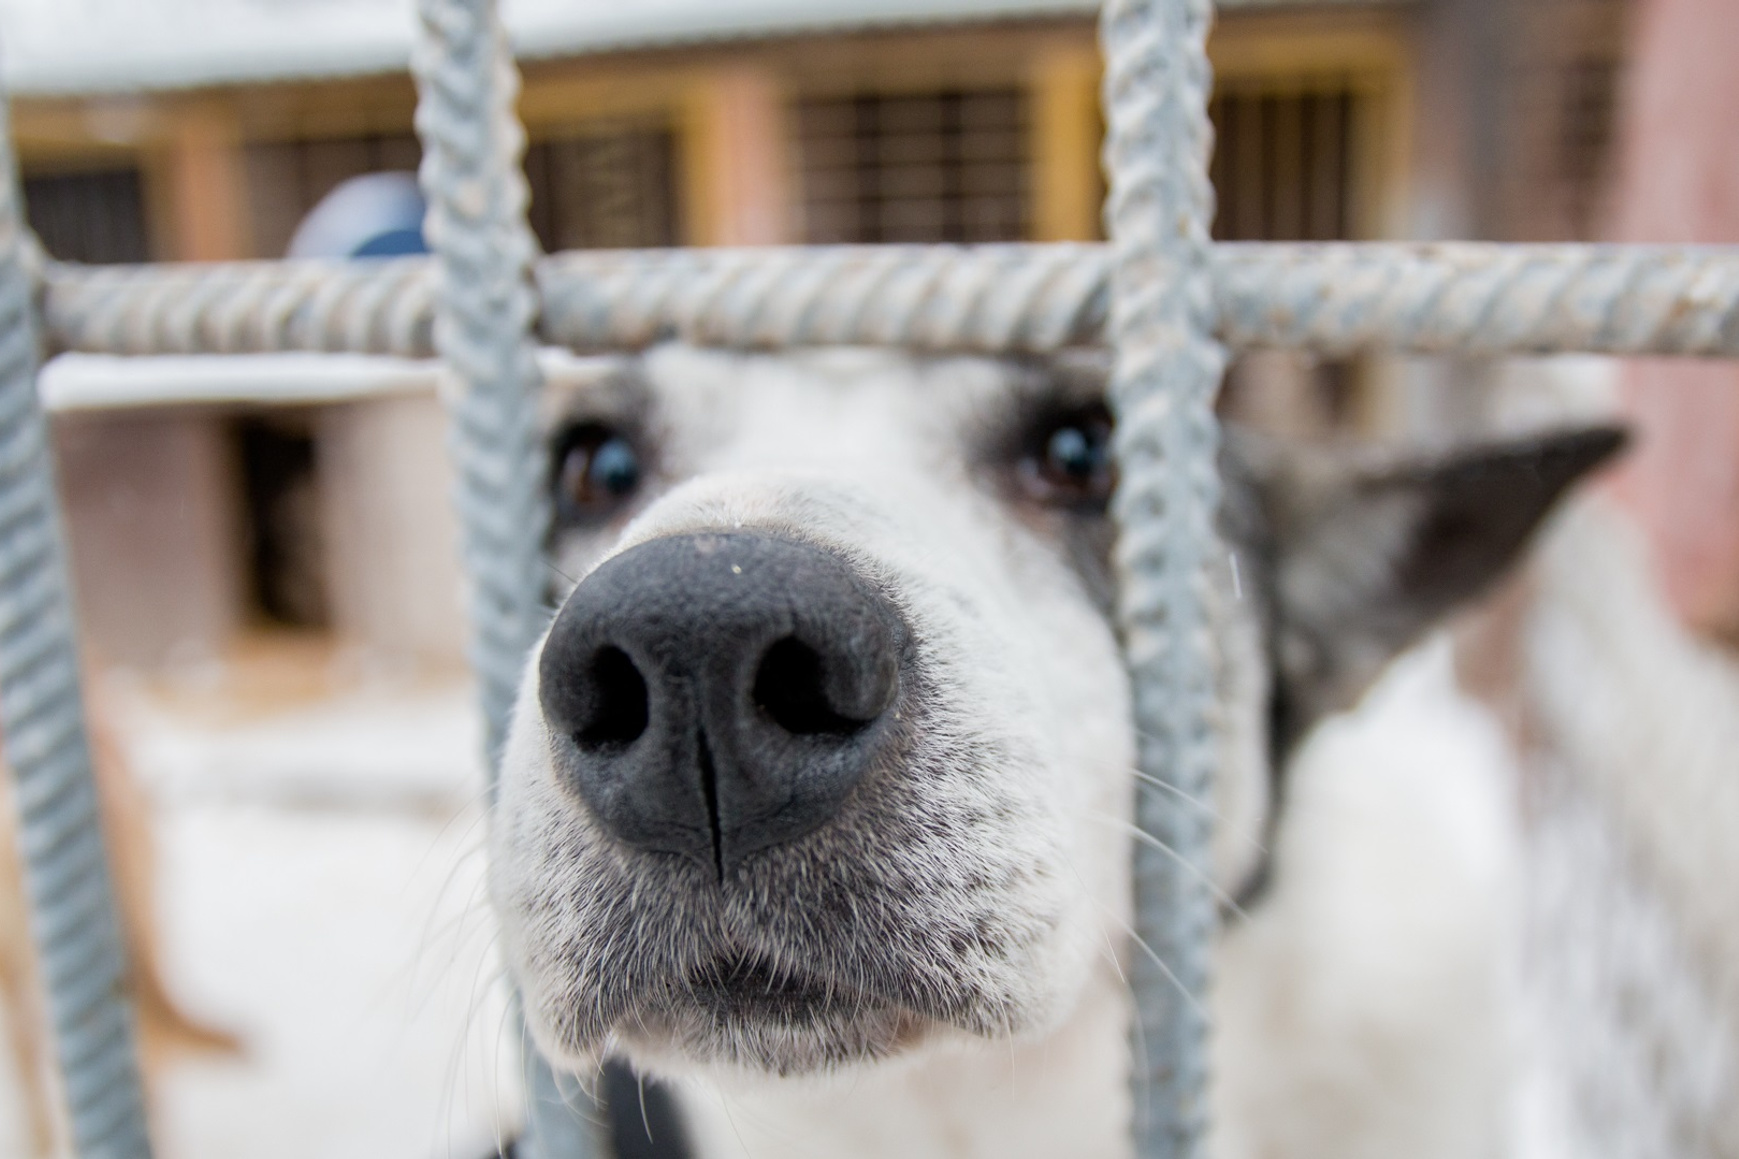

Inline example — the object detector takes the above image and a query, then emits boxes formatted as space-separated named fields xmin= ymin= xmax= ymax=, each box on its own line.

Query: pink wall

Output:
xmin=1607 ymin=0 xmax=1739 ymax=640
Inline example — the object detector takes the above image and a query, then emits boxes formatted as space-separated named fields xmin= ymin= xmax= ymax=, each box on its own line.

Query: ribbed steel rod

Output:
xmin=38 ymin=242 xmax=1739 ymax=360
xmin=409 ymin=0 xmax=603 ymax=1155
xmin=0 ymin=80 xmax=152 ymax=1159
xmin=412 ymin=0 xmax=548 ymax=772
xmin=1100 ymin=0 xmax=1223 ymax=1154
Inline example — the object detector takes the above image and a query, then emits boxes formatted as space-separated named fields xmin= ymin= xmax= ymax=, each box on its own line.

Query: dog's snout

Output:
xmin=539 ymin=533 xmax=907 ymax=879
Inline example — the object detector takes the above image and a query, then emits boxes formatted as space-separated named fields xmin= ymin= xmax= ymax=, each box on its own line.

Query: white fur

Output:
xmin=1509 ymin=502 xmax=1739 ymax=1158
xmin=663 ymin=639 xmax=1521 ymax=1159
xmin=498 ymin=349 xmax=1137 ymax=1081
xmin=1214 ymin=639 xmax=1517 ymax=1159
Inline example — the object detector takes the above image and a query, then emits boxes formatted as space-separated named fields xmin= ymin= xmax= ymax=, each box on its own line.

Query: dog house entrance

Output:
xmin=234 ymin=414 xmax=331 ymax=631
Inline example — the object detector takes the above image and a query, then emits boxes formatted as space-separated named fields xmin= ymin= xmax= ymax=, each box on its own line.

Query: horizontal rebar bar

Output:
xmin=39 ymin=241 xmax=1739 ymax=361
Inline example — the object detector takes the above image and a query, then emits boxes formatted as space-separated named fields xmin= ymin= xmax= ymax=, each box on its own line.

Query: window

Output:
xmin=797 ymin=90 xmax=1029 ymax=244
xmin=1554 ymin=55 xmax=1619 ymax=238
xmin=523 ymin=127 xmax=681 ymax=252
xmin=1209 ymin=85 xmax=1359 ymax=242
xmin=24 ymin=169 xmax=151 ymax=264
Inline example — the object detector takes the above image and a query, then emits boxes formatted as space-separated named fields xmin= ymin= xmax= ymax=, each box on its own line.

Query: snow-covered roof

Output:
xmin=0 ymin=0 xmax=1120 ymax=97
xmin=1 ymin=0 xmax=1391 ymax=97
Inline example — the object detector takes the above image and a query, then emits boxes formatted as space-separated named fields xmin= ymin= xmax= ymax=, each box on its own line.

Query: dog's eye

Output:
xmin=1021 ymin=407 xmax=1115 ymax=507
xmin=554 ymin=423 xmax=642 ymax=521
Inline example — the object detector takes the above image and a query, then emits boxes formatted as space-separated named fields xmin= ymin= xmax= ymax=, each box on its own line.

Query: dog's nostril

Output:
xmin=576 ymin=646 xmax=649 ymax=750
xmin=753 ymin=637 xmax=865 ymax=736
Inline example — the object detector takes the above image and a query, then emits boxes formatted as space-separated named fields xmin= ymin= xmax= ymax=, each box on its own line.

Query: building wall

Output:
xmin=1605 ymin=0 xmax=1739 ymax=644
xmin=316 ymin=394 xmax=468 ymax=664
xmin=53 ymin=409 xmax=245 ymax=665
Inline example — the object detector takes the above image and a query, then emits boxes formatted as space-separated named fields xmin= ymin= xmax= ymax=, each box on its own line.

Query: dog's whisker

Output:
xmin=1126 ymin=767 xmax=1269 ymax=856
xmin=1094 ymin=905 xmax=1208 ymax=1024
xmin=417 ymin=876 xmax=494 ymax=963
xmin=438 ymin=949 xmax=507 ymax=1159
xmin=1081 ymin=810 xmax=1251 ymax=923
xmin=1126 ymin=765 xmax=1218 ymax=818
xmin=1051 ymin=843 xmax=1131 ymax=989
xmin=441 ymin=921 xmax=510 ymax=1131
xmin=637 ymin=1067 xmax=656 ymax=1145
xmin=1128 ymin=965 xmax=1155 ymax=1142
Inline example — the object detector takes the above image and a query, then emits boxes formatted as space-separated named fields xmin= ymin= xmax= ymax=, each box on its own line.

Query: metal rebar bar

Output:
xmin=1100 ymin=0 xmax=1224 ymax=1155
xmin=0 ymin=76 xmax=153 ymax=1159
xmin=412 ymin=0 xmax=548 ymax=771
xmin=39 ymin=242 xmax=1739 ymax=361
xmin=410 ymin=1 xmax=604 ymax=1156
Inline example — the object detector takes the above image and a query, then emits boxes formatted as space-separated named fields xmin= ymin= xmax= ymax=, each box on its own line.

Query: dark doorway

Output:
xmin=235 ymin=415 xmax=330 ymax=630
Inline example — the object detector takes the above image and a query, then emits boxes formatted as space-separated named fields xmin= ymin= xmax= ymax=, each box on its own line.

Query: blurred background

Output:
xmin=0 ymin=0 xmax=1732 ymax=1155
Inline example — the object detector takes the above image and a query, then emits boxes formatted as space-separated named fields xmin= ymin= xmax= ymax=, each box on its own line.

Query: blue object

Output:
xmin=286 ymin=171 xmax=428 ymax=260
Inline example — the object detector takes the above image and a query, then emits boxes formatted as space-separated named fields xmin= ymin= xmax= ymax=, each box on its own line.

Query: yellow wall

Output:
xmin=1031 ymin=44 xmax=1104 ymax=242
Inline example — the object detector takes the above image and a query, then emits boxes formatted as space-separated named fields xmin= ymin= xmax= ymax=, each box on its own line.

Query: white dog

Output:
xmin=491 ymin=347 xmax=1621 ymax=1159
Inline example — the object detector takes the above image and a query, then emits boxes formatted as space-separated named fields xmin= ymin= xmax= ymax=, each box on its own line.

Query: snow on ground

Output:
xmin=111 ymin=650 xmax=486 ymax=813
xmin=103 ymin=647 xmax=525 ymax=1159
xmin=151 ymin=803 xmax=520 ymax=1159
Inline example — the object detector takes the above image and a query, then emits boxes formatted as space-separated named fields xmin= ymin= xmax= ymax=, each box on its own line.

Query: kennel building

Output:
xmin=0 ymin=0 xmax=1731 ymax=1155
xmin=7 ymin=0 xmax=1630 ymax=674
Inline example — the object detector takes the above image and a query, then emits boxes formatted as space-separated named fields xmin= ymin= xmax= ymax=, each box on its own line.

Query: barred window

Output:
xmin=24 ymin=168 xmax=151 ymax=264
xmin=1209 ymin=86 xmax=1359 ymax=242
xmin=523 ymin=127 xmax=681 ymax=252
xmin=797 ymin=90 xmax=1029 ymax=245
xmin=1555 ymin=55 xmax=1619 ymax=238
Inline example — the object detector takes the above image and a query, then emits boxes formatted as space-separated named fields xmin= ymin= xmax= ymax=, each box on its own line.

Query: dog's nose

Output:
xmin=539 ymin=533 xmax=907 ymax=879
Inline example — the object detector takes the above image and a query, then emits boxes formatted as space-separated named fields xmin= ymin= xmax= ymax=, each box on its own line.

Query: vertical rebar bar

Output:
xmin=412 ymin=0 xmax=550 ymax=771
xmin=1100 ymin=0 xmax=1226 ymax=1155
xmin=0 ymin=80 xmax=153 ymax=1159
xmin=410 ymin=1 xmax=605 ymax=1155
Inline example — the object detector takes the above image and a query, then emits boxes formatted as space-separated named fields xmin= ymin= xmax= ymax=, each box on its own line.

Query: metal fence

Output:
xmin=0 ymin=0 xmax=1735 ymax=1157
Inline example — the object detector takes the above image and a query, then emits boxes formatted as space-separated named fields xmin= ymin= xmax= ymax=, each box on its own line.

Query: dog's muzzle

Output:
xmin=539 ymin=532 xmax=909 ymax=879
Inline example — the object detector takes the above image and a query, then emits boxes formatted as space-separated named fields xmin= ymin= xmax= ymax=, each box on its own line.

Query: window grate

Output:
xmin=797 ymin=90 xmax=1029 ymax=244
xmin=1209 ymin=86 xmax=1357 ymax=242
xmin=23 ymin=169 xmax=151 ymax=264
xmin=523 ymin=127 xmax=681 ymax=252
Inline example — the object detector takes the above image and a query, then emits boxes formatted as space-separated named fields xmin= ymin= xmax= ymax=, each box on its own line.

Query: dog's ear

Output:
xmin=1238 ymin=425 xmax=1628 ymax=748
